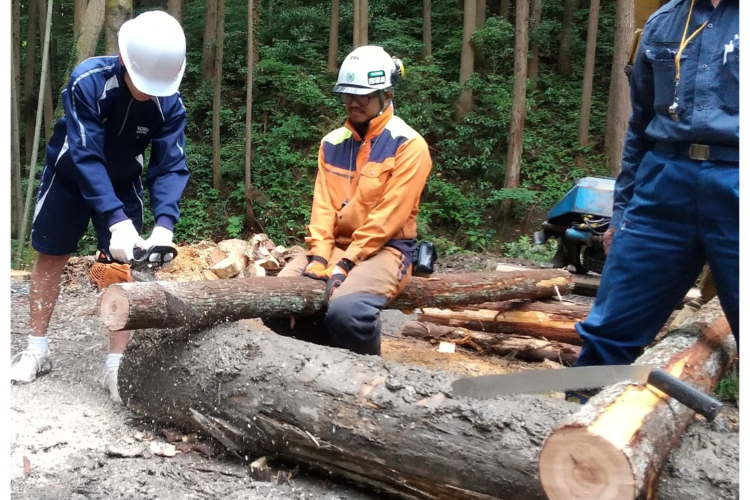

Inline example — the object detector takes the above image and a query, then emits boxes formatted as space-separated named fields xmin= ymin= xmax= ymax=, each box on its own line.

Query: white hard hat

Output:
xmin=119 ymin=10 xmax=186 ymax=96
xmin=334 ymin=45 xmax=405 ymax=95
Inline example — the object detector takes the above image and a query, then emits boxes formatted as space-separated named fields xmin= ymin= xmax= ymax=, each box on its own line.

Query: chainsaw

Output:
xmin=89 ymin=245 xmax=178 ymax=290
xmin=451 ymin=364 xmax=723 ymax=421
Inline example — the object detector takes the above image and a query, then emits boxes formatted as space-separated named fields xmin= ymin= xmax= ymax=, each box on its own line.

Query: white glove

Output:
xmin=144 ymin=226 xmax=174 ymax=248
xmin=108 ymin=219 xmax=145 ymax=263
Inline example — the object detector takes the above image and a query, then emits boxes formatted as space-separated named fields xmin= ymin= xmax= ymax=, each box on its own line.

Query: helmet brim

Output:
xmin=127 ymin=58 xmax=186 ymax=97
xmin=333 ymin=84 xmax=382 ymax=96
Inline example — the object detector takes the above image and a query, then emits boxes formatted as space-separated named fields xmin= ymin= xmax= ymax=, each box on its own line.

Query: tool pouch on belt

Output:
xmin=412 ymin=241 xmax=437 ymax=277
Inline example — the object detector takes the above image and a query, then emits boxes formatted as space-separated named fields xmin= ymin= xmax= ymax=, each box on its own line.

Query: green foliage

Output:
xmin=714 ymin=365 xmax=739 ymax=403
xmin=501 ymin=235 xmax=557 ymax=263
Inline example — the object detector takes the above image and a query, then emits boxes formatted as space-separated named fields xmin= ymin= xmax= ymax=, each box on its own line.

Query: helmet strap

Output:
xmin=377 ymin=90 xmax=392 ymax=116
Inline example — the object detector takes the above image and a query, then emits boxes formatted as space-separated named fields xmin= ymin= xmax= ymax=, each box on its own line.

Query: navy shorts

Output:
xmin=31 ymin=166 xmax=144 ymax=256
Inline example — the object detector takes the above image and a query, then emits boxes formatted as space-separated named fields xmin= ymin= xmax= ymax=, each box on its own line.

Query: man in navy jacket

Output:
xmin=569 ymin=0 xmax=738 ymax=403
xmin=11 ymin=10 xmax=190 ymax=403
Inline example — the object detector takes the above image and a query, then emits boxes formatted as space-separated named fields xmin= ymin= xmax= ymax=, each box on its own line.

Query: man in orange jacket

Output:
xmin=264 ymin=45 xmax=432 ymax=355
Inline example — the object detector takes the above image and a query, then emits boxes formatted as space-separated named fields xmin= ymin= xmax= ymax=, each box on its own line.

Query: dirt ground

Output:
xmin=10 ymin=245 xmax=738 ymax=499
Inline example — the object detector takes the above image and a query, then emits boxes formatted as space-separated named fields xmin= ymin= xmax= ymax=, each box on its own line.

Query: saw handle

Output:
xmin=646 ymin=368 xmax=723 ymax=421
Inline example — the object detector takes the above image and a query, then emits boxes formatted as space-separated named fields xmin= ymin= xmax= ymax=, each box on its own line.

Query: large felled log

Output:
xmin=118 ymin=319 xmax=738 ymax=500
xmin=538 ymin=297 xmax=736 ymax=500
xmin=401 ymin=320 xmax=581 ymax=365
xmin=100 ymin=269 xmax=574 ymax=331
xmin=417 ymin=300 xmax=588 ymax=345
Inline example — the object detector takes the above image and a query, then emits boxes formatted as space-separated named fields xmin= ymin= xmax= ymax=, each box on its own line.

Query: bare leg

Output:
xmin=109 ymin=331 xmax=132 ymax=354
xmin=30 ymin=252 xmax=72 ymax=337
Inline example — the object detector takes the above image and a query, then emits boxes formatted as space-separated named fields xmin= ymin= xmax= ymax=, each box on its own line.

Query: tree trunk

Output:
xmin=475 ymin=0 xmax=486 ymax=68
xmin=17 ymin=0 xmax=54 ymax=267
xmin=499 ymin=0 xmax=510 ymax=20
xmin=244 ymin=0 xmax=259 ymax=230
xmin=75 ymin=0 xmax=106 ymax=64
xmin=12 ymin=0 xmax=23 ymax=239
xmin=401 ymin=321 xmax=581 ymax=364
xmin=539 ymin=298 xmax=736 ymax=500
xmin=212 ymin=0 xmax=226 ymax=191
xmin=118 ymin=314 xmax=738 ymax=500
xmin=327 ymin=0 xmax=340 ymax=71
xmin=557 ymin=0 xmax=579 ymax=77
xmin=74 ymin=0 xmax=87 ymax=37
xmin=202 ymin=0 xmax=218 ymax=79
xmin=104 ymin=0 xmax=131 ymax=55
xmin=422 ymin=0 xmax=431 ymax=58
xmin=37 ymin=0 xmax=55 ymax=142
xmin=23 ymin=0 xmax=39 ymax=164
xmin=527 ymin=0 xmax=542 ymax=79
xmin=455 ymin=0 xmax=477 ymax=120
xmin=167 ymin=0 xmax=183 ymax=24
xmin=353 ymin=0 xmax=360 ymax=48
xmin=360 ymin=0 xmax=368 ymax=46
xmin=417 ymin=300 xmax=587 ymax=345
xmin=604 ymin=0 xmax=634 ymax=176
xmin=501 ymin=0 xmax=529 ymax=218
xmin=100 ymin=269 xmax=575 ymax=331
xmin=577 ymin=0 xmax=600 ymax=147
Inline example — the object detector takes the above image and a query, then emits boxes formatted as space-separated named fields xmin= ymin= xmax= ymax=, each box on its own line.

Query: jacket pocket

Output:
xmin=716 ymin=38 xmax=739 ymax=111
xmin=357 ymin=162 xmax=392 ymax=205
xmin=645 ymin=45 xmax=678 ymax=114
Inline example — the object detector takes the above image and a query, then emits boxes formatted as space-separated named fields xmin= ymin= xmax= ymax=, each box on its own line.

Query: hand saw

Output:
xmin=451 ymin=364 xmax=723 ymax=421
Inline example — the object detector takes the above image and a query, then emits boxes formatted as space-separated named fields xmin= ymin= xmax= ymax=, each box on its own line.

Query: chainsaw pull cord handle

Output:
xmin=646 ymin=368 xmax=723 ymax=421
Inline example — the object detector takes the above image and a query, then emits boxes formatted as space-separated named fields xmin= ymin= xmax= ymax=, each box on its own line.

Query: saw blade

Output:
xmin=451 ymin=364 xmax=657 ymax=399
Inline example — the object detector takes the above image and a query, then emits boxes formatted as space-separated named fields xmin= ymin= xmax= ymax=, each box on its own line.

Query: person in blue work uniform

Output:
xmin=10 ymin=10 xmax=190 ymax=403
xmin=567 ymin=0 xmax=738 ymax=403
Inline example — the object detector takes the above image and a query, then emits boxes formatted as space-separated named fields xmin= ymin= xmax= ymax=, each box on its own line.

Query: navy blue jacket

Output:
xmin=46 ymin=56 xmax=189 ymax=230
xmin=613 ymin=0 xmax=739 ymax=229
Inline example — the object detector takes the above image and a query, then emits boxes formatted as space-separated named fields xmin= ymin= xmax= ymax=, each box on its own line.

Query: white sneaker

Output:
xmin=100 ymin=367 xmax=122 ymax=404
xmin=10 ymin=350 xmax=52 ymax=383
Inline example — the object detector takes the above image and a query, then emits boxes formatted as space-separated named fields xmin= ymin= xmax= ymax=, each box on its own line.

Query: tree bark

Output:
xmin=104 ymin=0 xmax=131 ymax=55
xmin=74 ymin=0 xmax=87 ymax=37
xmin=37 ymin=0 xmax=55 ymax=142
xmin=577 ymin=0 xmax=600 ymax=147
xmin=422 ymin=0 xmax=431 ymax=58
xmin=212 ymin=0 xmax=226 ymax=191
xmin=100 ymin=269 xmax=575 ymax=331
xmin=528 ymin=0 xmax=542 ymax=80
xmin=417 ymin=300 xmax=587 ymax=345
xmin=12 ymin=0 xmax=23 ymax=239
xmin=118 ymin=312 xmax=738 ymax=500
xmin=167 ymin=0 xmax=183 ymax=24
xmin=23 ymin=0 xmax=39 ymax=164
xmin=358 ymin=0 xmax=368 ymax=47
xmin=353 ymin=0 xmax=360 ymax=48
xmin=557 ymin=0 xmax=579 ymax=77
xmin=244 ymin=0 xmax=259 ymax=231
xmin=75 ymin=0 xmax=106 ymax=64
xmin=327 ymin=0 xmax=340 ymax=71
xmin=456 ymin=0 xmax=477 ymax=120
xmin=539 ymin=298 xmax=736 ymax=500
xmin=499 ymin=0 xmax=510 ymax=20
xmin=501 ymin=0 xmax=529 ymax=217
xmin=604 ymin=0 xmax=634 ymax=176
xmin=401 ymin=321 xmax=581 ymax=364
xmin=202 ymin=0 xmax=218 ymax=79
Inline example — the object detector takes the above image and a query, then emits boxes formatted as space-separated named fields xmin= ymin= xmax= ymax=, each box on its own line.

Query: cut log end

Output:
xmin=539 ymin=427 xmax=635 ymax=500
xmin=100 ymin=286 xmax=130 ymax=331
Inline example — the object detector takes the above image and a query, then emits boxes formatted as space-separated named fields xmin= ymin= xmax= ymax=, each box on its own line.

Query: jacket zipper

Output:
xmin=117 ymin=98 xmax=134 ymax=137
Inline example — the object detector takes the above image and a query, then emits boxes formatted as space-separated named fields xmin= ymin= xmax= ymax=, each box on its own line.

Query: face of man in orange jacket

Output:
xmin=341 ymin=90 xmax=394 ymax=126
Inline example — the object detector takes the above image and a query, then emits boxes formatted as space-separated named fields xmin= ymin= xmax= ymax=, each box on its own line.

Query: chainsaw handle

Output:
xmin=647 ymin=368 xmax=723 ymax=421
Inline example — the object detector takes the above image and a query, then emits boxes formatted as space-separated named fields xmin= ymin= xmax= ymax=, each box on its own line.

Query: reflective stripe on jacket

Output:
xmin=306 ymin=105 xmax=432 ymax=264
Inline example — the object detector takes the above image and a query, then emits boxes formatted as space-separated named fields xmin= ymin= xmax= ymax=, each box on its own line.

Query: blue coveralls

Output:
xmin=31 ymin=56 xmax=189 ymax=255
xmin=575 ymin=0 xmax=739 ymax=367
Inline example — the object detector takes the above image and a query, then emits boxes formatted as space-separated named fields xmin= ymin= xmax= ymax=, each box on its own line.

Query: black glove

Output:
xmin=325 ymin=258 xmax=354 ymax=303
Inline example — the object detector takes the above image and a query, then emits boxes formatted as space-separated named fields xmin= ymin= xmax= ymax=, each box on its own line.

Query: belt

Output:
xmin=653 ymin=141 xmax=739 ymax=162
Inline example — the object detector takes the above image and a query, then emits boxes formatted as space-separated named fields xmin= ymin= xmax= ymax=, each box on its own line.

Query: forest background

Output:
xmin=10 ymin=0 xmax=638 ymax=267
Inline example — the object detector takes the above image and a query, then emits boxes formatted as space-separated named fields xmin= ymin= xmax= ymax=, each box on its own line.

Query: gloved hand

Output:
xmin=144 ymin=226 xmax=174 ymax=248
xmin=602 ymin=228 xmax=616 ymax=255
xmin=302 ymin=256 xmax=329 ymax=281
xmin=108 ymin=219 xmax=145 ymax=263
xmin=325 ymin=259 xmax=354 ymax=302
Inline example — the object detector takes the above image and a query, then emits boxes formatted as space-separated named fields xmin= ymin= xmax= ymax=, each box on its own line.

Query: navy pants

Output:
xmin=575 ymin=150 xmax=739 ymax=366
